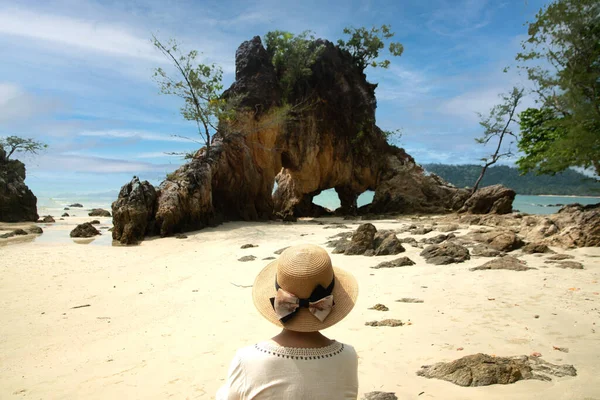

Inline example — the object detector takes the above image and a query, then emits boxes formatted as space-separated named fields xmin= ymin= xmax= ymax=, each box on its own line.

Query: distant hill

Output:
xmin=423 ymin=164 xmax=600 ymax=196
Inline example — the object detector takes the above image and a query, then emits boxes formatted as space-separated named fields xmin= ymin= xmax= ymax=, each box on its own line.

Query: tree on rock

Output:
xmin=472 ymin=87 xmax=524 ymax=192
xmin=515 ymin=0 xmax=600 ymax=176
xmin=337 ymin=25 xmax=404 ymax=70
xmin=152 ymin=35 xmax=236 ymax=158
xmin=0 ymin=136 xmax=47 ymax=160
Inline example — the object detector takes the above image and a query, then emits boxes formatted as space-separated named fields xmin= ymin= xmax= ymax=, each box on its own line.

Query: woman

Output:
xmin=217 ymin=244 xmax=359 ymax=399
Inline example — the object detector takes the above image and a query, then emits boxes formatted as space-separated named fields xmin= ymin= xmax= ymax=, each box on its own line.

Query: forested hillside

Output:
xmin=423 ymin=164 xmax=600 ymax=196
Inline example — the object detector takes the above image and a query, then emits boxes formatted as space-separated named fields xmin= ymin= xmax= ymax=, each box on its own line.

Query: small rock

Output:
xmin=553 ymin=261 xmax=584 ymax=269
xmin=365 ymin=319 xmax=404 ymax=327
xmin=241 ymin=244 xmax=258 ymax=249
xmin=371 ymin=257 xmax=415 ymax=269
xmin=362 ymin=392 xmax=398 ymax=400
xmin=69 ymin=203 xmax=83 ymax=207
xmin=398 ymin=237 xmax=418 ymax=246
xmin=40 ymin=216 xmax=55 ymax=223
xmin=470 ymin=244 xmax=502 ymax=257
xmin=274 ymin=247 xmax=290 ymax=255
xmin=553 ymin=346 xmax=569 ymax=353
xmin=27 ymin=226 xmax=43 ymax=234
xmin=61 ymin=213 xmax=69 ymax=217
xmin=0 ymin=232 xmax=15 ymax=239
xmin=396 ymin=298 xmax=424 ymax=303
xmin=437 ymin=224 xmax=459 ymax=232
xmin=70 ymin=222 xmax=101 ymax=238
xmin=12 ymin=229 xmax=28 ymax=235
xmin=522 ymin=243 xmax=554 ymax=254
xmin=368 ymin=303 xmax=389 ymax=311
xmin=420 ymin=242 xmax=470 ymax=265
xmin=470 ymin=256 xmax=534 ymax=271
xmin=88 ymin=208 xmax=111 ymax=217
xmin=64 ymin=207 xmax=70 ymax=210
xmin=546 ymin=254 xmax=575 ymax=261
xmin=411 ymin=227 xmax=433 ymax=235
xmin=262 ymin=257 xmax=276 ymax=260
xmin=238 ymin=255 xmax=256 ymax=262
xmin=175 ymin=234 xmax=188 ymax=239
xmin=534 ymin=315 xmax=540 ymax=319
xmin=417 ymin=353 xmax=576 ymax=387
xmin=90 ymin=220 xmax=101 ymax=225
xmin=374 ymin=234 xmax=405 ymax=256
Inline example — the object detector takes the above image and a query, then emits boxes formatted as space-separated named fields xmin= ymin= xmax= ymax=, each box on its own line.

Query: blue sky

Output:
xmin=0 ymin=0 xmax=551 ymax=198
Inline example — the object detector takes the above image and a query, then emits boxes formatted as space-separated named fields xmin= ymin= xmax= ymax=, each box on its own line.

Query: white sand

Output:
xmin=1 ymin=216 xmax=599 ymax=399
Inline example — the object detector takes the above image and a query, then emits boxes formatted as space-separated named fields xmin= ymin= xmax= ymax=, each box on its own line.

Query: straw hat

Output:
xmin=252 ymin=244 xmax=358 ymax=332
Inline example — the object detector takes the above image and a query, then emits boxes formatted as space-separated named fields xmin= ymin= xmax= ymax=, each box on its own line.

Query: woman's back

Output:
xmin=218 ymin=340 xmax=358 ymax=400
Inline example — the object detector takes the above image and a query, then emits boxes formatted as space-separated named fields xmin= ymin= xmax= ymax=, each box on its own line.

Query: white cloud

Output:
xmin=374 ymin=65 xmax=433 ymax=103
xmin=29 ymin=153 xmax=175 ymax=174
xmin=0 ymin=7 xmax=162 ymax=62
xmin=426 ymin=0 xmax=495 ymax=37
xmin=79 ymin=129 xmax=193 ymax=143
xmin=0 ymin=82 xmax=60 ymax=123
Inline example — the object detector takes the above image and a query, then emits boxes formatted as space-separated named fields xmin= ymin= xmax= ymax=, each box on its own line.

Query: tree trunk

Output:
xmin=472 ymin=164 xmax=489 ymax=193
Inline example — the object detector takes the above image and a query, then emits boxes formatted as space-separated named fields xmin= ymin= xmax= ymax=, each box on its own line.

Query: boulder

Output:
xmin=398 ymin=237 xmax=418 ymax=246
xmin=362 ymin=392 xmax=398 ymax=400
xmin=470 ymin=256 xmax=533 ymax=271
xmin=111 ymin=177 xmax=158 ymax=245
xmin=90 ymin=220 xmax=100 ymax=225
xmin=522 ymin=242 xmax=554 ymax=254
xmin=41 ymin=216 xmax=55 ymax=223
xmin=70 ymin=222 xmax=101 ymax=238
xmin=0 ymin=148 xmax=38 ymax=222
xmin=13 ymin=228 xmax=28 ymax=235
xmin=421 ymin=233 xmax=454 ymax=245
xmin=371 ymin=257 xmax=415 ymax=269
xmin=471 ymin=230 xmax=524 ymax=252
xmin=417 ymin=353 xmax=576 ymax=387
xmin=88 ymin=208 xmax=111 ymax=217
xmin=420 ymin=242 xmax=470 ymax=265
xmin=27 ymin=225 xmax=43 ymax=234
xmin=470 ymin=244 xmax=502 ymax=257
xmin=345 ymin=223 xmax=377 ymax=255
xmin=373 ymin=233 xmax=405 ymax=256
xmin=459 ymin=184 xmax=515 ymax=215
xmin=61 ymin=212 xmax=69 ymax=217
xmin=552 ymin=261 xmax=584 ymax=269
xmin=69 ymin=203 xmax=83 ymax=207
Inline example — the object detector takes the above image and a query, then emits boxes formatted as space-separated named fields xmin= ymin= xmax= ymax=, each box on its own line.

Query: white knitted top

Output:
xmin=216 ymin=341 xmax=358 ymax=399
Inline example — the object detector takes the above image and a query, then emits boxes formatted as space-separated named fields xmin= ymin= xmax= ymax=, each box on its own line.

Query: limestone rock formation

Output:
xmin=111 ymin=36 xmax=490 ymax=243
xmin=0 ymin=147 xmax=38 ymax=222
xmin=417 ymin=353 xmax=576 ymax=387
xmin=459 ymin=184 xmax=515 ymax=215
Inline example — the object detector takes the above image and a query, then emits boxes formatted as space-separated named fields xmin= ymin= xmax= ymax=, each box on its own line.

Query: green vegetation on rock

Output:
xmin=424 ymin=164 xmax=600 ymax=196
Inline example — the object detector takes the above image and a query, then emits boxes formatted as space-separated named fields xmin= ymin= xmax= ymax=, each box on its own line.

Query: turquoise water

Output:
xmin=36 ymin=192 xmax=599 ymax=218
xmin=311 ymin=190 xmax=599 ymax=215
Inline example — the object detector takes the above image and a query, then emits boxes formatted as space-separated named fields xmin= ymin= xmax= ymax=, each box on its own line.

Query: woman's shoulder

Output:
xmin=236 ymin=340 xmax=356 ymax=362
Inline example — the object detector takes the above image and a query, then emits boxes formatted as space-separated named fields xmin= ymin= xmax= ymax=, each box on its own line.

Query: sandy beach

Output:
xmin=0 ymin=213 xmax=599 ymax=400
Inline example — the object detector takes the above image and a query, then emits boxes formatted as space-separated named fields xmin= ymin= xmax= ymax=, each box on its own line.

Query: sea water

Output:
xmin=36 ymin=191 xmax=599 ymax=219
xmin=311 ymin=190 xmax=599 ymax=215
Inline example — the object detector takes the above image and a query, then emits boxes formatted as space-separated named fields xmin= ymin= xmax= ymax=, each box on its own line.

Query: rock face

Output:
xmin=420 ymin=242 xmax=470 ymax=265
xmin=459 ymin=184 xmax=515 ymax=215
xmin=0 ymin=147 xmax=38 ymax=222
xmin=70 ymin=222 xmax=101 ymax=238
xmin=417 ymin=353 xmax=576 ymax=387
xmin=111 ymin=36 xmax=487 ymax=243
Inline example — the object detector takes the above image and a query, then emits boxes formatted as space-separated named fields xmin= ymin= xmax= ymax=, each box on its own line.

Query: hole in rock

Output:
xmin=312 ymin=189 xmax=340 ymax=211
xmin=357 ymin=190 xmax=375 ymax=208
